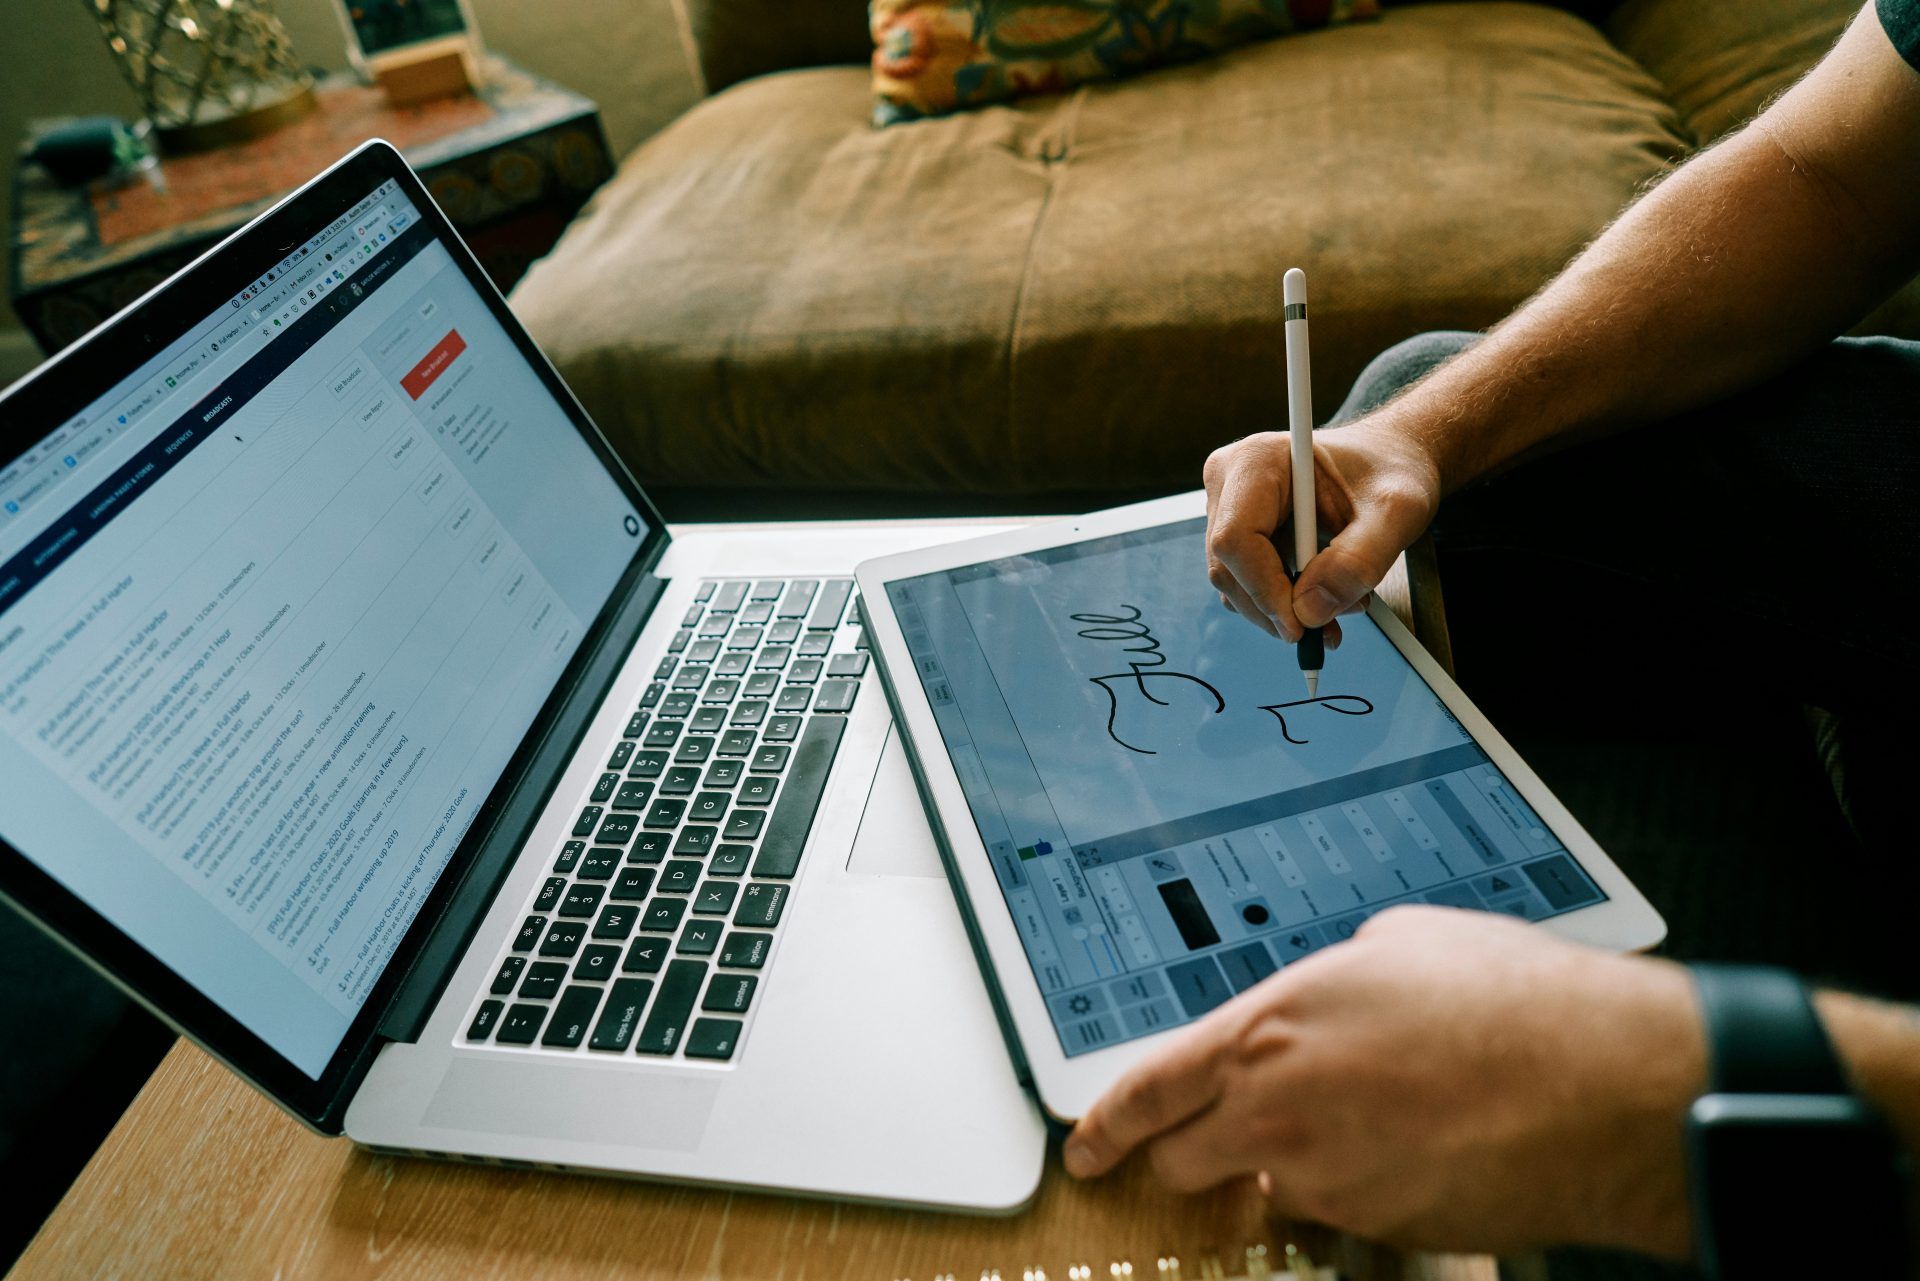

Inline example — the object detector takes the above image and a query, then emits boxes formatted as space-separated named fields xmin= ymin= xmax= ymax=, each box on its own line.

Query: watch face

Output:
xmin=1689 ymin=1095 xmax=1910 ymax=1278
xmin=347 ymin=0 xmax=467 ymax=56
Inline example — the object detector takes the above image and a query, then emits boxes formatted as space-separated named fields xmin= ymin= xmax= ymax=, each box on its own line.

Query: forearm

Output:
xmin=1374 ymin=10 xmax=1920 ymax=493
xmin=1818 ymin=990 xmax=1920 ymax=1164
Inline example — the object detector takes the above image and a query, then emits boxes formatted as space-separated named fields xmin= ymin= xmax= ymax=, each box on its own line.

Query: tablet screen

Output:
xmin=885 ymin=517 xmax=1606 ymax=1057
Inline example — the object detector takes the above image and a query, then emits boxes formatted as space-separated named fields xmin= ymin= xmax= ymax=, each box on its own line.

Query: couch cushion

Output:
xmin=511 ymin=2 xmax=1688 ymax=495
xmin=685 ymin=0 xmax=871 ymax=95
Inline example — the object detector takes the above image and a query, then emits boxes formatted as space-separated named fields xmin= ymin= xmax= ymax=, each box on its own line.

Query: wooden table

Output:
xmin=7 ymin=536 xmax=1482 ymax=1281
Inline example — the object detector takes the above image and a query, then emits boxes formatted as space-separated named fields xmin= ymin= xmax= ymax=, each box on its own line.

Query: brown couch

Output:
xmin=510 ymin=0 xmax=1900 ymax=499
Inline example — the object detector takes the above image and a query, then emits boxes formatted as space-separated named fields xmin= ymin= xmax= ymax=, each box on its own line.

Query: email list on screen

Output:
xmin=0 ymin=182 xmax=642 ymax=1078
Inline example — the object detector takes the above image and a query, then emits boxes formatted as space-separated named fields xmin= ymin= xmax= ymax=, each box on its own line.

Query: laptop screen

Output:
xmin=0 ymin=178 xmax=645 ymax=1077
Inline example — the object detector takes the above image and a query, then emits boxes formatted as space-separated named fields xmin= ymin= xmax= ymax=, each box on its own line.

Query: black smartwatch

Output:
xmin=1686 ymin=964 xmax=1911 ymax=1279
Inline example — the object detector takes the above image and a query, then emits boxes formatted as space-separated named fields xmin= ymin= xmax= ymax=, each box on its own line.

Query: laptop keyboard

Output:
xmin=462 ymin=577 xmax=867 ymax=1063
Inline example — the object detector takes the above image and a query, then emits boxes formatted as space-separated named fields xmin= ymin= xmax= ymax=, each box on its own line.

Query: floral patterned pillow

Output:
xmin=871 ymin=0 xmax=1382 ymax=126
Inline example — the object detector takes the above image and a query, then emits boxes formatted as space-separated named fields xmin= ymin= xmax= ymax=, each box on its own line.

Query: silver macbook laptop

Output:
xmin=0 ymin=141 xmax=1044 ymax=1210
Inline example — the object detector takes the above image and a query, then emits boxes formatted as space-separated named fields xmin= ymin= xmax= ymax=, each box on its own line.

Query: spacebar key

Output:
xmin=750 ymin=715 xmax=846 ymax=879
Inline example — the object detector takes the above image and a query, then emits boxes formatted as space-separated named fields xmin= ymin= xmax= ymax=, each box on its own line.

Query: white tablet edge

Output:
xmin=855 ymin=490 xmax=1667 ymax=1122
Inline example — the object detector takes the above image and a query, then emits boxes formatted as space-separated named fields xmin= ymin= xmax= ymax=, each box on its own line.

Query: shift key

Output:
xmin=635 ymin=960 xmax=708 ymax=1055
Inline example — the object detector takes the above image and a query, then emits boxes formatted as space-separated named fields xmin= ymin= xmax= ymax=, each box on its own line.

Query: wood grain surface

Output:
xmin=11 ymin=1042 xmax=1493 ymax=1281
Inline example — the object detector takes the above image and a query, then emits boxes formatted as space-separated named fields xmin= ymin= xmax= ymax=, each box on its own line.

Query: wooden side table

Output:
xmin=10 ymin=57 xmax=612 ymax=355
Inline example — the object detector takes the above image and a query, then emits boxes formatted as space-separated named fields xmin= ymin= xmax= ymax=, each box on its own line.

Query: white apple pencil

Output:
xmin=1283 ymin=267 xmax=1323 ymax=696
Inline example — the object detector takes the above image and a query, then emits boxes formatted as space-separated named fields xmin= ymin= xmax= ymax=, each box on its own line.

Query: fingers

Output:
xmin=1065 ymin=1020 xmax=1231 ymax=1178
xmin=1292 ymin=489 xmax=1429 ymax=630
xmin=1206 ymin=440 xmax=1304 ymax=641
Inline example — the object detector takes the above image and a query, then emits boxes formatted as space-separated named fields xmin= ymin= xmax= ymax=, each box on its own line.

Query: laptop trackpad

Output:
xmin=846 ymin=726 xmax=946 ymax=878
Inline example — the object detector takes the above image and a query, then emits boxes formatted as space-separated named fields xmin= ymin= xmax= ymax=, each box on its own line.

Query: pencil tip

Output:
xmin=1304 ymin=672 xmax=1319 ymax=698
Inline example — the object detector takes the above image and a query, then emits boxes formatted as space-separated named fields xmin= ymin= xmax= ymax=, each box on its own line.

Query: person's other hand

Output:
xmin=1063 ymin=906 xmax=1705 ymax=1258
xmin=1202 ymin=418 xmax=1442 ymax=642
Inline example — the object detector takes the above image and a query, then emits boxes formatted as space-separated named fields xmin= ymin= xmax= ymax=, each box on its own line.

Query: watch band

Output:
xmin=1691 ymin=963 xmax=1848 ymax=1095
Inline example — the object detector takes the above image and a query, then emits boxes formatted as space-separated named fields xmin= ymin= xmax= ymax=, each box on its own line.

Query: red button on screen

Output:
xmin=401 ymin=329 xmax=467 ymax=400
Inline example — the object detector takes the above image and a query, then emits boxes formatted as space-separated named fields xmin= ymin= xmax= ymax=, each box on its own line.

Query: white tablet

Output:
xmin=855 ymin=491 xmax=1666 ymax=1122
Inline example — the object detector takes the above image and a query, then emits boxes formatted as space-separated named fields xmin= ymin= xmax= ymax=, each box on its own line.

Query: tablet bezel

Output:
xmin=856 ymin=490 xmax=1667 ymax=1122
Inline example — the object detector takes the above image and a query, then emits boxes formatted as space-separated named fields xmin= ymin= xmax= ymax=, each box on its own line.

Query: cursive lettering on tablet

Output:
xmin=1072 ymin=606 xmax=1225 ymax=755
xmin=1258 ymin=695 xmax=1376 ymax=745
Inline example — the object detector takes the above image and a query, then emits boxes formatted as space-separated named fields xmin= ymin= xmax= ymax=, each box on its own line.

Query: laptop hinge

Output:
xmin=373 ymin=567 xmax=667 ymax=1044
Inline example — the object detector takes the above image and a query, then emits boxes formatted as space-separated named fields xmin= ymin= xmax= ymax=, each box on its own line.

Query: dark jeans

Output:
xmin=1334 ymin=331 xmax=1920 ymax=722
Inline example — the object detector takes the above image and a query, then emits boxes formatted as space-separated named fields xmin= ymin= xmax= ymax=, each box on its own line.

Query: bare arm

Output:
xmin=1205 ymin=5 xmax=1920 ymax=637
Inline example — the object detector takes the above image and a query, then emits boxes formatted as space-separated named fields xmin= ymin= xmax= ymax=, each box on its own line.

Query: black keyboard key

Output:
xmin=730 ymin=701 xmax=767 ymax=729
xmin=727 ymin=625 xmax=765 ymax=651
xmin=816 ymin=679 xmax=859 ymax=713
xmin=639 ymin=681 xmax=664 ymax=709
xmin=467 ymin=1000 xmax=504 ymax=1041
xmin=613 ymin=780 xmax=655 ymax=810
xmin=580 ymin=847 xmax=621 ymax=879
xmin=629 ymin=750 xmax=667 ymax=779
xmin=668 ymin=630 xmax=691 ymax=655
xmin=754 ymin=646 xmax=791 ymax=670
xmin=853 ymin=627 xmax=869 ymax=650
xmin=723 ymin=809 xmax=766 ymax=842
xmin=590 ymin=978 xmax=653 ymax=1050
xmin=630 ymin=831 xmax=671 ymax=863
xmin=497 ymin=1004 xmax=546 ymax=1045
xmin=661 ymin=765 xmax=703 ymax=794
xmin=808 ymin=579 xmax=852 ymax=630
xmin=554 ymin=840 xmax=584 ymax=873
xmin=690 ymin=705 xmax=728 ymax=733
xmin=703 ymin=972 xmax=758 ymax=1013
xmin=688 ymin=638 xmax=721 ymax=663
xmin=541 ymin=920 xmax=588 ymax=957
xmin=685 ymin=1017 xmax=743 ymax=1061
xmin=673 ymin=665 xmax=709 ymax=690
xmin=592 ymin=770 xmax=621 ymax=802
xmin=607 ymin=741 xmax=634 ymax=771
xmin=753 ymin=716 xmax=844 ymax=877
xmin=611 ymin=866 xmax=656 ymax=901
xmin=767 ymin=619 xmax=801 ymax=645
xmin=514 ymin=915 xmax=547 ymax=952
xmin=703 ymin=678 xmax=740 ymax=704
xmin=750 ymin=580 xmax=783 ymax=601
xmin=645 ymin=798 xmax=687 ymax=828
xmin=490 ymin=956 xmax=526 ymax=995
xmin=709 ymin=844 xmax=751 ymax=877
xmin=719 ymin=931 xmax=772 ymax=969
xmin=689 ymin=790 xmax=730 ymax=824
xmin=786 ymin=659 xmax=822 ymax=684
xmin=572 ymin=806 xmax=603 ymax=838
xmin=659 ymin=691 xmax=696 ymax=718
xmin=533 ymin=876 xmax=566 ymax=914
xmin=674 ymin=825 xmax=718 ymax=857
xmin=675 ymin=736 xmax=716 ymax=765
xmin=764 ymin=714 xmax=802 ymax=742
xmin=596 ymin=813 xmax=639 ymax=845
xmin=751 ymin=744 xmax=790 ymax=772
xmin=698 ymin=614 xmax=729 ymax=638
xmin=575 ymin=943 xmax=621 ymax=981
xmin=739 ymin=775 xmax=777 ymax=805
xmin=734 ymin=882 xmax=789 ymax=928
xmin=542 ymin=985 xmax=602 ymax=1048
xmin=520 ymin=961 xmax=566 ymax=1000
xmin=642 ymin=897 xmax=688 ymax=932
xmin=659 ymin=859 xmax=703 ymax=893
xmin=679 ymin=917 xmax=723 ymax=955
xmin=777 ymin=580 xmax=819 ymax=618
xmin=655 ymin=655 xmax=678 ymax=681
xmin=741 ymin=600 xmax=773 ymax=624
xmin=693 ymin=880 xmax=740 ymax=915
xmin=744 ymin=672 xmax=780 ymax=698
xmin=828 ymin=652 xmax=869 ymax=678
xmin=626 ymin=711 xmax=652 ymax=737
xmin=713 ymin=581 xmax=748 ymax=612
xmin=704 ymin=759 xmax=744 ymax=787
xmin=636 ymin=960 xmax=708 ymax=1055
xmin=560 ymin=883 xmax=605 ymax=917
xmin=623 ymin=936 xmax=668 ymax=974
xmin=716 ymin=651 xmax=751 ymax=676
xmin=683 ymin=603 xmax=705 ymax=627
xmin=695 ymin=581 xmax=716 ymax=603
xmin=594 ymin=904 xmax=639 ymax=940
xmin=644 ymin=720 xmax=683 ymax=748
xmin=797 ymin=633 xmax=832 ymax=658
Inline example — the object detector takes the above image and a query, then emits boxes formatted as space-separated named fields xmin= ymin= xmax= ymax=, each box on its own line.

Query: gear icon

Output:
xmin=1067 ymin=994 xmax=1093 ymax=1015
